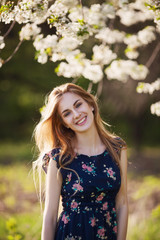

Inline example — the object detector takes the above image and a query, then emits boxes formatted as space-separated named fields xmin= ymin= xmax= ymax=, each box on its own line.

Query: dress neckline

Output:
xmin=75 ymin=149 xmax=107 ymax=158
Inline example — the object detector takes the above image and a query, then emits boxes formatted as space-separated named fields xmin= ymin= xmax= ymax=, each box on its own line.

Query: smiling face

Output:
xmin=58 ymin=92 xmax=95 ymax=133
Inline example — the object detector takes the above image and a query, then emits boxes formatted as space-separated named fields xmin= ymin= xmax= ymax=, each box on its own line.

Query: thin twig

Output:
xmin=78 ymin=0 xmax=84 ymax=20
xmin=3 ymin=20 xmax=16 ymax=39
xmin=87 ymin=81 xmax=93 ymax=93
xmin=146 ymin=42 xmax=160 ymax=68
xmin=96 ymin=79 xmax=103 ymax=98
xmin=3 ymin=40 xmax=23 ymax=64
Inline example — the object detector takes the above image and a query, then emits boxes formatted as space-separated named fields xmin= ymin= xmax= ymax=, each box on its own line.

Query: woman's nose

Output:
xmin=73 ymin=109 xmax=81 ymax=119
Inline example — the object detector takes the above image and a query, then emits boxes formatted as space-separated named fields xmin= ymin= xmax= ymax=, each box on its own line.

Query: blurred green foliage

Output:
xmin=128 ymin=204 xmax=160 ymax=240
xmin=6 ymin=217 xmax=24 ymax=240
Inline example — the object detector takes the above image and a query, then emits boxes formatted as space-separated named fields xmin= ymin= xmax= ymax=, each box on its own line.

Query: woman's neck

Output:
xmin=73 ymin=124 xmax=105 ymax=155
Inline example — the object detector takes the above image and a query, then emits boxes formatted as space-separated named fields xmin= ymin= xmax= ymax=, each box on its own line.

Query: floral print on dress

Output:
xmin=96 ymin=192 xmax=106 ymax=203
xmin=89 ymin=215 xmax=98 ymax=227
xmin=66 ymin=172 xmax=72 ymax=184
xmin=113 ymin=222 xmax=118 ymax=234
xmin=102 ymin=202 xmax=108 ymax=210
xmin=70 ymin=199 xmax=81 ymax=213
xmin=81 ymin=161 xmax=97 ymax=176
xmin=103 ymin=166 xmax=116 ymax=181
xmin=97 ymin=226 xmax=107 ymax=239
xmin=62 ymin=213 xmax=70 ymax=224
xmin=105 ymin=212 xmax=112 ymax=226
xmin=72 ymin=182 xmax=83 ymax=192
xmin=64 ymin=234 xmax=82 ymax=240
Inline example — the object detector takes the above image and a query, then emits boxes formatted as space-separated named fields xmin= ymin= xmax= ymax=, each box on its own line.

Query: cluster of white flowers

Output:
xmin=137 ymin=78 xmax=160 ymax=94
xmin=95 ymin=28 xmax=125 ymax=44
xmin=124 ymin=26 xmax=156 ymax=47
xmin=57 ymin=51 xmax=103 ymax=83
xmin=0 ymin=0 xmax=49 ymax=24
xmin=33 ymin=34 xmax=58 ymax=64
xmin=19 ymin=23 xmax=41 ymax=41
xmin=33 ymin=34 xmax=81 ymax=64
xmin=0 ymin=36 xmax=5 ymax=49
xmin=124 ymin=26 xmax=156 ymax=59
xmin=125 ymin=48 xmax=139 ymax=59
xmin=92 ymin=45 xmax=117 ymax=65
xmin=146 ymin=0 xmax=160 ymax=32
xmin=105 ymin=60 xmax=148 ymax=82
xmin=150 ymin=102 xmax=160 ymax=116
xmin=117 ymin=0 xmax=154 ymax=26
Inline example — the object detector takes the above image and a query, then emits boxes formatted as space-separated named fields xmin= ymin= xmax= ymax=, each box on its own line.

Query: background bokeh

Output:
xmin=0 ymin=1 xmax=160 ymax=240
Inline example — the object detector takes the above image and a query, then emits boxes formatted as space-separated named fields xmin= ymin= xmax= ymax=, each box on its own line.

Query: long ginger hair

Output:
xmin=32 ymin=83 xmax=126 ymax=212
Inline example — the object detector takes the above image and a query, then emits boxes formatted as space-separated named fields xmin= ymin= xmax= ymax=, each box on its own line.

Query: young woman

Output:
xmin=33 ymin=83 xmax=128 ymax=240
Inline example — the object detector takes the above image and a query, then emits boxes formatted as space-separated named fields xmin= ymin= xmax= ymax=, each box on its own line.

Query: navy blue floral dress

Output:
xmin=42 ymin=147 xmax=121 ymax=240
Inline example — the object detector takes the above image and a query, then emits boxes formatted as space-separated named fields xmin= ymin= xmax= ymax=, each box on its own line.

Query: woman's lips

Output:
xmin=76 ymin=116 xmax=87 ymax=126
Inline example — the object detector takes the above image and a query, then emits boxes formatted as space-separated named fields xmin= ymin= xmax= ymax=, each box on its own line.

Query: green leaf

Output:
xmin=77 ymin=27 xmax=89 ymax=37
xmin=55 ymin=64 xmax=60 ymax=73
xmin=77 ymin=19 xmax=85 ymax=26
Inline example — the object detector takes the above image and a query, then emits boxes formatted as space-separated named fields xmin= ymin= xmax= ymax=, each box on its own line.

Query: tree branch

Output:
xmin=146 ymin=42 xmax=160 ymax=68
xmin=87 ymin=81 xmax=93 ymax=93
xmin=3 ymin=20 xmax=16 ymax=39
xmin=78 ymin=0 xmax=85 ymax=20
xmin=3 ymin=40 xmax=23 ymax=65
xmin=96 ymin=79 xmax=103 ymax=97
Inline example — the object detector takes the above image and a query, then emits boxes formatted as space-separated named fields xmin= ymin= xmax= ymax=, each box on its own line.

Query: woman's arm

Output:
xmin=41 ymin=159 xmax=62 ymax=240
xmin=116 ymin=148 xmax=128 ymax=240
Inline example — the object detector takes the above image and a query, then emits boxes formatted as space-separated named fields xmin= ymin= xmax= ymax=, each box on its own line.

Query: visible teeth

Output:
xmin=77 ymin=117 xmax=86 ymax=124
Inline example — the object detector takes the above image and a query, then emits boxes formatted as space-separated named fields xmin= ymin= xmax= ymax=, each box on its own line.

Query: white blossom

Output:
xmin=150 ymin=102 xmax=160 ymax=116
xmin=86 ymin=4 xmax=105 ymax=27
xmin=117 ymin=6 xmax=154 ymax=26
xmin=37 ymin=51 xmax=48 ymax=64
xmin=82 ymin=60 xmax=103 ymax=83
xmin=51 ymin=53 xmax=64 ymax=62
xmin=33 ymin=34 xmax=58 ymax=51
xmin=57 ymin=37 xmax=79 ymax=53
xmin=130 ymin=64 xmax=149 ymax=80
xmin=0 ymin=36 xmax=5 ymax=49
xmin=124 ymin=35 xmax=141 ymax=48
xmin=66 ymin=50 xmax=86 ymax=64
xmin=57 ymin=61 xmax=83 ymax=78
xmin=137 ymin=78 xmax=160 ymax=94
xmin=125 ymin=48 xmax=139 ymax=59
xmin=68 ymin=7 xmax=84 ymax=22
xmin=105 ymin=60 xmax=148 ymax=82
xmin=92 ymin=45 xmax=117 ymax=65
xmin=124 ymin=26 xmax=156 ymax=50
xmin=95 ymin=28 xmax=125 ymax=44
xmin=19 ymin=23 xmax=41 ymax=41
xmin=0 ymin=9 xmax=15 ymax=24
xmin=137 ymin=26 xmax=156 ymax=45
xmin=60 ymin=0 xmax=79 ymax=8
xmin=48 ymin=1 xmax=69 ymax=18
xmin=101 ymin=3 xmax=115 ymax=19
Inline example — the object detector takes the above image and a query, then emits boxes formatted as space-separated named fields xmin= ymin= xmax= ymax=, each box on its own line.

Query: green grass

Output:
xmin=0 ymin=141 xmax=34 ymax=164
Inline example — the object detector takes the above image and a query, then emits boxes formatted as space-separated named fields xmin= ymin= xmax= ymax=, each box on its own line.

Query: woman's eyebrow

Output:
xmin=62 ymin=99 xmax=81 ymax=114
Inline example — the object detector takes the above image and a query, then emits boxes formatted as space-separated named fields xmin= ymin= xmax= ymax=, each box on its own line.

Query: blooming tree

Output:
xmin=0 ymin=0 xmax=160 ymax=116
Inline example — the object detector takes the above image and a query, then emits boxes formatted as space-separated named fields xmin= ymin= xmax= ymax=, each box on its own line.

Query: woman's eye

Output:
xmin=76 ymin=102 xmax=82 ymax=108
xmin=64 ymin=112 xmax=70 ymax=117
